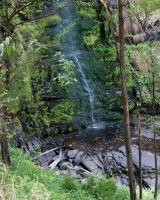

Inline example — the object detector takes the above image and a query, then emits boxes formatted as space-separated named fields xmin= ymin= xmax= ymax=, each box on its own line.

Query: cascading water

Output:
xmin=50 ymin=2 xmax=106 ymax=128
xmin=58 ymin=5 xmax=97 ymax=125
xmin=73 ymin=56 xmax=95 ymax=123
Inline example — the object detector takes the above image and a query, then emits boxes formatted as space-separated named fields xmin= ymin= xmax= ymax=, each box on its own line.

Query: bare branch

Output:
xmin=99 ymin=0 xmax=112 ymax=16
xmin=15 ymin=0 xmax=74 ymax=26
xmin=31 ymin=147 xmax=62 ymax=161
xmin=49 ymin=149 xmax=63 ymax=169
xmin=8 ymin=0 xmax=37 ymax=22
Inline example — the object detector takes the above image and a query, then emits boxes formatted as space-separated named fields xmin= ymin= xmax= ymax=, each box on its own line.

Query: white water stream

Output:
xmin=74 ymin=56 xmax=95 ymax=123
xmin=52 ymin=4 xmax=105 ymax=127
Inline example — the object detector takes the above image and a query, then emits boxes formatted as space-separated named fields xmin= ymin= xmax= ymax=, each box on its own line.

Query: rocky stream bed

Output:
xmin=12 ymin=122 xmax=160 ymax=190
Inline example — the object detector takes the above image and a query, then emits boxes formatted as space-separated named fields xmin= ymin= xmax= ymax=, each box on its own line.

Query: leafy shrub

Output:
xmin=61 ymin=174 xmax=81 ymax=191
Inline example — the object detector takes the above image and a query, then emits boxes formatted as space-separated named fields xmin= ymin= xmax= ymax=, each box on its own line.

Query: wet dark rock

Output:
xmin=40 ymin=161 xmax=50 ymax=168
xmin=112 ymin=150 xmax=127 ymax=170
xmin=11 ymin=129 xmax=42 ymax=156
xmin=24 ymin=137 xmax=42 ymax=155
xmin=21 ymin=126 xmax=160 ymax=190
xmin=38 ymin=151 xmax=56 ymax=168
xmin=32 ymin=137 xmax=41 ymax=148
xmin=52 ymin=138 xmax=63 ymax=147
xmin=11 ymin=134 xmax=21 ymax=148
xmin=41 ymin=144 xmax=55 ymax=152
xmin=46 ymin=151 xmax=57 ymax=161
xmin=46 ymin=121 xmax=84 ymax=136
xmin=143 ymin=176 xmax=159 ymax=189
xmin=10 ymin=130 xmax=25 ymax=148
xmin=92 ymin=155 xmax=104 ymax=170
xmin=38 ymin=157 xmax=50 ymax=168
xmin=119 ymin=145 xmax=160 ymax=171
xmin=23 ymin=144 xmax=31 ymax=155
xmin=41 ymin=92 xmax=64 ymax=102
xmin=103 ymin=153 xmax=116 ymax=173
xmin=33 ymin=140 xmax=160 ymax=190
xmin=80 ymin=155 xmax=99 ymax=173
xmin=26 ymin=141 xmax=35 ymax=156
xmin=73 ymin=151 xmax=85 ymax=165
xmin=59 ymin=162 xmax=73 ymax=170
xmin=67 ymin=150 xmax=79 ymax=159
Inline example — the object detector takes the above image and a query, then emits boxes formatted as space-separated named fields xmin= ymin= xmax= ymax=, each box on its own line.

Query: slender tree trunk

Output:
xmin=96 ymin=0 xmax=106 ymax=43
xmin=118 ymin=1 xmax=137 ymax=199
xmin=0 ymin=55 xmax=12 ymax=166
xmin=152 ymin=73 xmax=158 ymax=200
xmin=0 ymin=1 xmax=12 ymax=166
xmin=137 ymin=111 xmax=142 ymax=200
xmin=1 ymin=134 xmax=11 ymax=165
xmin=0 ymin=107 xmax=11 ymax=165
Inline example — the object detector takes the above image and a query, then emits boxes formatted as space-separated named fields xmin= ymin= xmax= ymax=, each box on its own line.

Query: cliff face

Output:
xmin=108 ymin=0 xmax=160 ymax=44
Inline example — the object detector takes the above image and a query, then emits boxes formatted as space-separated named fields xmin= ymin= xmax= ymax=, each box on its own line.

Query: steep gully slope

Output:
xmin=12 ymin=1 xmax=160 ymax=190
xmin=49 ymin=4 xmax=106 ymax=127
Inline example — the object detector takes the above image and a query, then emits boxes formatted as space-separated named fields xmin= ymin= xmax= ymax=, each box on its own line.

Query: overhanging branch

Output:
xmin=15 ymin=0 xmax=74 ymax=26
xmin=8 ymin=0 xmax=37 ymax=22
xmin=99 ymin=0 xmax=112 ymax=15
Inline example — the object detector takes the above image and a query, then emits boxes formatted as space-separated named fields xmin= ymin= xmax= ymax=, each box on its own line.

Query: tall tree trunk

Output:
xmin=118 ymin=1 xmax=137 ymax=199
xmin=1 ymin=134 xmax=11 ymax=165
xmin=0 ymin=1 xmax=11 ymax=166
xmin=0 ymin=53 xmax=12 ymax=166
xmin=137 ymin=111 xmax=142 ymax=200
xmin=96 ymin=0 xmax=106 ymax=43
xmin=152 ymin=73 xmax=158 ymax=200
xmin=0 ymin=107 xmax=11 ymax=165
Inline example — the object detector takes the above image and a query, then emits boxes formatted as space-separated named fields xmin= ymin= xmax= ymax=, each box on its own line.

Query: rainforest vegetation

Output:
xmin=0 ymin=0 xmax=160 ymax=199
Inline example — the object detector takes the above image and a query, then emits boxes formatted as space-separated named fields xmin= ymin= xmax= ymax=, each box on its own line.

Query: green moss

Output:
xmin=52 ymin=100 xmax=74 ymax=123
xmin=78 ymin=8 xmax=97 ymax=18
xmin=83 ymin=34 xmax=98 ymax=46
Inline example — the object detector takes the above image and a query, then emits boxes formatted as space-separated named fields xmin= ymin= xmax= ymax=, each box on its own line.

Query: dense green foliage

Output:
xmin=77 ymin=0 xmax=160 ymax=114
xmin=0 ymin=0 xmax=160 ymax=135
xmin=0 ymin=0 xmax=160 ymax=199
xmin=0 ymin=1 xmax=78 ymax=137
xmin=75 ymin=0 xmax=122 ymax=117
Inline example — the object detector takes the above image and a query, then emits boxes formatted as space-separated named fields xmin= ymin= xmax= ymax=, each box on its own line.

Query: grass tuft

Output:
xmin=0 ymin=148 xmax=159 ymax=200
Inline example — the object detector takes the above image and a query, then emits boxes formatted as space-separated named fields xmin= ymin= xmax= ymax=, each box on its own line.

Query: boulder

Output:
xmin=59 ymin=162 xmax=73 ymax=170
xmin=73 ymin=151 xmax=85 ymax=165
xmin=92 ymin=155 xmax=104 ymax=170
xmin=46 ymin=152 xmax=56 ymax=162
xmin=26 ymin=141 xmax=35 ymax=155
xmin=67 ymin=150 xmax=79 ymax=159
xmin=112 ymin=150 xmax=127 ymax=170
xmin=38 ymin=150 xmax=57 ymax=168
xmin=80 ymin=155 xmax=99 ymax=173
xmin=119 ymin=145 xmax=160 ymax=171
xmin=41 ymin=161 xmax=50 ymax=168
xmin=69 ymin=170 xmax=82 ymax=179
xmin=31 ymin=137 xmax=41 ymax=148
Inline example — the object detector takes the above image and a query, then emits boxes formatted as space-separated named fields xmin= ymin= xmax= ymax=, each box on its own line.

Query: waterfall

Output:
xmin=50 ymin=3 xmax=105 ymax=126
xmin=73 ymin=56 xmax=95 ymax=123
xmin=54 ymin=5 xmax=97 ymax=124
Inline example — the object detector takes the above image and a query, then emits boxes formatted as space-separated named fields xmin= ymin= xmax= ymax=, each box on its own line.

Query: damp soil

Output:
xmin=54 ymin=124 xmax=160 ymax=155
